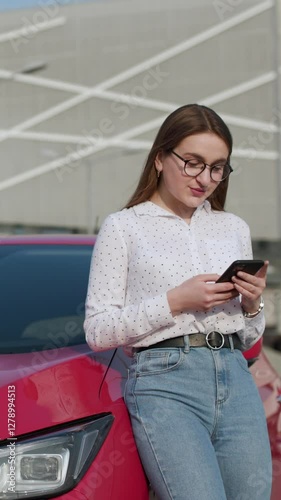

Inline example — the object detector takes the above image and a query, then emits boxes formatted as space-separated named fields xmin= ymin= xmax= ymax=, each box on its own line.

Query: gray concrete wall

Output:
xmin=0 ymin=0 xmax=280 ymax=239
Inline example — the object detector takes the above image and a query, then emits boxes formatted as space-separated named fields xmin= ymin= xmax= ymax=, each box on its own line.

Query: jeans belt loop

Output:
xmin=183 ymin=334 xmax=190 ymax=353
xmin=228 ymin=334 xmax=235 ymax=352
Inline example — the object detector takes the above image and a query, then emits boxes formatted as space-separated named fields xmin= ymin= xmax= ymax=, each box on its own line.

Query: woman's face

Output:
xmin=154 ymin=132 xmax=229 ymax=219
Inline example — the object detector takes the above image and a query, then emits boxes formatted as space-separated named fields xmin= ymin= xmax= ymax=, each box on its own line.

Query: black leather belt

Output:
xmin=136 ymin=332 xmax=241 ymax=352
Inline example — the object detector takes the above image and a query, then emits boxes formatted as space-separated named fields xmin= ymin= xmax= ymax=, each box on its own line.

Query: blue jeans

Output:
xmin=124 ymin=338 xmax=272 ymax=500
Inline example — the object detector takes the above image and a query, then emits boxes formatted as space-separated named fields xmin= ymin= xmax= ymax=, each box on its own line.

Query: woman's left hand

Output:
xmin=232 ymin=260 xmax=269 ymax=314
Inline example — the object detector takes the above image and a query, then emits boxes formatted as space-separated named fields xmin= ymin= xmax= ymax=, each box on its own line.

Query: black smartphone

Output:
xmin=216 ymin=259 xmax=264 ymax=283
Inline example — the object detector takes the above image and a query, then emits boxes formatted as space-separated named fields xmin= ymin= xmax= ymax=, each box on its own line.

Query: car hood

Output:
xmin=0 ymin=345 xmax=123 ymax=439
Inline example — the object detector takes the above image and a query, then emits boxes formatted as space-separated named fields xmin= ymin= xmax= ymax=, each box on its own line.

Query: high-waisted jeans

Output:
xmin=124 ymin=338 xmax=272 ymax=500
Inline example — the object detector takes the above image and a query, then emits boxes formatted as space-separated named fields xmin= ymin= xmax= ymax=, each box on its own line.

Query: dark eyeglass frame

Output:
xmin=171 ymin=150 xmax=233 ymax=182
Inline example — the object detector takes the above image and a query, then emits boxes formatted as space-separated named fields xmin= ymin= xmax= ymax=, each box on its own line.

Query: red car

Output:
xmin=0 ymin=235 xmax=280 ymax=499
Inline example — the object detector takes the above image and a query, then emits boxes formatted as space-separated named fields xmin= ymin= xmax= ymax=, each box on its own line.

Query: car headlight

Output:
xmin=0 ymin=414 xmax=113 ymax=499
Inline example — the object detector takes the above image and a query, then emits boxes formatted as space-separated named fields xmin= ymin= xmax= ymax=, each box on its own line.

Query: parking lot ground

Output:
xmin=264 ymin=345 xmax=281 ymax=375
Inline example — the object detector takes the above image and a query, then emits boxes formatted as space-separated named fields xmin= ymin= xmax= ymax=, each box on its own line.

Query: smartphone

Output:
xmin=216 ymin=259 xmax=264 ymax=283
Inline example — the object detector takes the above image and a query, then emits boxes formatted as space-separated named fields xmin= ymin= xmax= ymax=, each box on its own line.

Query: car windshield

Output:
xmin=0 ymin=244 xmax=93 ymax=353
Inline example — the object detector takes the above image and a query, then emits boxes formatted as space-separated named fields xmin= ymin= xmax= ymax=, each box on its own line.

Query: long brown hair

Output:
xmin=125 ymin=104 xmax=233 ymax=211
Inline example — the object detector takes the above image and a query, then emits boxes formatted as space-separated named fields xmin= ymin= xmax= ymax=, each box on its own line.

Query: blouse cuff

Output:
xmin=244 ymin=310 xmax=265 ymax=329
xmin=238 ymin=311 xmax=265 ymax=350
xmin=144 ymin=292 xmax=176 ymax=330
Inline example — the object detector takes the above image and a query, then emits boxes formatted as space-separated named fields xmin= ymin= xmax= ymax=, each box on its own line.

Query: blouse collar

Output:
xmin=132 ymin=200 xmax=212 ymax=218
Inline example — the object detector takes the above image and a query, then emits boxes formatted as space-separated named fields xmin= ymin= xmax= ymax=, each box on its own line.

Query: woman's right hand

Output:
xmin=167 ymin=274 xmax=239 ymax=316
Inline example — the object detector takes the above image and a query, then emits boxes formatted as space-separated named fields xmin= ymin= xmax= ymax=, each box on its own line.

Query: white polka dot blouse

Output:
xmin=84 ymin=200 xmax=265 ymax=354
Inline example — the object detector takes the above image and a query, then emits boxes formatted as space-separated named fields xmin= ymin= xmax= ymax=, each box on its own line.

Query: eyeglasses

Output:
xmin=171 ymin=150 xmax=233 ymax=182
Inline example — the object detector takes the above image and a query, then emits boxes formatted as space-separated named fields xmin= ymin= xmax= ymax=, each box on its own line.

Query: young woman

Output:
xmin=84 ymin=104 xmax=272 ymax=500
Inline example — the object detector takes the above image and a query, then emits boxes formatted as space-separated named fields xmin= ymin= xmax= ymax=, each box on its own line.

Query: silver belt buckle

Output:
xmin=206 ymin=331 xmax=225 ymax=350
